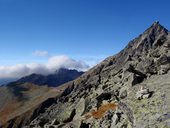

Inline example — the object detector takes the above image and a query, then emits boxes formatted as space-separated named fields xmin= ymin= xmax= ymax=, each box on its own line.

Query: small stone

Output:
xmin=51 ymin=119 xmax=59 ymax=125
xmin=102 ymin=100 xmax=109 ymax=105
xmin=111 ymin=113 xmax=119 ymax=126
xmin=140 ymin=88 xmax=149 ymax=94
xmin=136 ymin=87 xmax=151 ymax=100
xmin=44 ymin=124 xmax=56 ymax=128
xmin=142 ymin=94 xmax=150 ymax=99
xmin=119 ymin=88 xmax=127 ymax=99
xmin=136 ymin=92 xmax=143 ymax=100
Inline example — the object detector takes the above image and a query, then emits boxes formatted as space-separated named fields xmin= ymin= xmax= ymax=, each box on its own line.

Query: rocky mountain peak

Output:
xmin=144 ymin=21 xmax=168 ymax=36
xmin=126 ymin=22 xmax=169 ymax=57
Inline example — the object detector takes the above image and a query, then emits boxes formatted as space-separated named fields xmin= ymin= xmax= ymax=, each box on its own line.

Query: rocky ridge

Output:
xmin=3 ymin=22 xmax=170 ymax=128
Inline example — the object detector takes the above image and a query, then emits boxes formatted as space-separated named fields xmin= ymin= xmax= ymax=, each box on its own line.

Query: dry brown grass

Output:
xmin=0 ymin=84 xmax=67 ymax=126
xmin=83 ymin=103 xmax=117 ymax=119
xmin=0 ymin=101 xmax=22 ymax=124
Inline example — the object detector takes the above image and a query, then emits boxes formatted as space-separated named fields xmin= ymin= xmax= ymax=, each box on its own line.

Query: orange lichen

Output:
xmin=83 ymin=103 xmax=117 ymax=119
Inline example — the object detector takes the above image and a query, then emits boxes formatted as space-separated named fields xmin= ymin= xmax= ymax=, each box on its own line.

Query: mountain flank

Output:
xmin=0 ymin=68 xmax=84 ymax=127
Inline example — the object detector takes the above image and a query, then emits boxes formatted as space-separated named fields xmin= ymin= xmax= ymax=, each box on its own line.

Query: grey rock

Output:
xmin=119 ymin=88 xmax=127 ymax=99
xmin=96 ymin=92 xmax=112 ymax=107
xmin=74 ymin=98 xmax=86 ymax=119
xmin=44 ymin=124 xmax=58 ymax=128
xmin=136 ymin=88 xmax=151 ymax=100
xmin=158 ymin=112 xmax=170 ymax=122
xmin=157 ymin=54 xmax=170 ymax=66
xmin=112 ymin=113 xmax=119 ymax=126
xmin=142 ymin=93 xmax=150 ymax=99
xmin=51 ymin=119 xmax=60 ymax=125
xmin=158 ymin=65 xmax=170 ymax=75
xmin=61 ymin=120 xmax=82 ymax=128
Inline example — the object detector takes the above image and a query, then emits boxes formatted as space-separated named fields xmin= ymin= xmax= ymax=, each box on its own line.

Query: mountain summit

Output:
xmin=130 ymin=21 xmax=168 ymax=51
xmin=2 ymin=22 xmax=170 ymax=128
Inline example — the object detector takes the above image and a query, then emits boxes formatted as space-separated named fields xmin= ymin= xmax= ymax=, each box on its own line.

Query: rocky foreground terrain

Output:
xmin=2 ymin=22 xmax=170 ymax=128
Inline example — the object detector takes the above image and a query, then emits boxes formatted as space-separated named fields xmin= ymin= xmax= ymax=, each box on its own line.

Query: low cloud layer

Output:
xmin=0 ymin=55 xmax=89 ymax=79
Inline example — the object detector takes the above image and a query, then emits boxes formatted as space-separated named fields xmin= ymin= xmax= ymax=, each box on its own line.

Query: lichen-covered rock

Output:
xmin=74 ymin=98 xmax=86 ymax=119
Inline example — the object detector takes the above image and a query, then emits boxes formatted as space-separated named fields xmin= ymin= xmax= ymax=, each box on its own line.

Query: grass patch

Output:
xmin=83 ymin=103 xmax=117 ymax=119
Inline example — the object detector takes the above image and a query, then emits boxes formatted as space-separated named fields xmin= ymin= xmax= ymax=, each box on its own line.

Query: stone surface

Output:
xmin=111 ymin=113 xmax=119 ymax=126
xmin=51 ymin=119 xmax=59 ymax=125
xmin=74 ymin=98 xmax=86 ymax=119
xmin=136 ymin=88 xmax=151 ymax=100
xmin=119 ymin=87 xmax=127 ymax=99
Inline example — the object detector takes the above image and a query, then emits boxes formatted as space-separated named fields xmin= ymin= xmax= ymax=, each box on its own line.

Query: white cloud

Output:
xmin=47 ymin=55 xmax=88 ymax=71
xmin=33 ymin=50 xmax=49 ymax=57
xmin=0 ymin=55 xmax=89 ymax=79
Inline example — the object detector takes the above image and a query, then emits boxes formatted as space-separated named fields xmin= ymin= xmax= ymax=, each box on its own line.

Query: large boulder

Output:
xmin=74 ymin=98 xmax=86 ymax=119
xmin=52 ymin=104 xmax=76 ymax=123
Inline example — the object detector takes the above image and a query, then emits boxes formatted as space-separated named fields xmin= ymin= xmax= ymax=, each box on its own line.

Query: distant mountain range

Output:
xmin=16 ymin=68 xmax=84 ymax=87
xmin=0 ymin=68 xmax=84 ymax=87
xmin=0 ymin=78 xmax=17 ymax=86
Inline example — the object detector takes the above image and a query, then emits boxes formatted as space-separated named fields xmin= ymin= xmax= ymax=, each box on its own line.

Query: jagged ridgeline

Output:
xmin=3 ymin=22 xmax=170 ymax=128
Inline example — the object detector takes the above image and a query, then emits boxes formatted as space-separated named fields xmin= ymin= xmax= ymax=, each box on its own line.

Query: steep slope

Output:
xmin=3 ymin=22 xmax=170 ymax=128
xmin=16 ymin=68 xmax=84 ymax=87
xmin=0 ymin=82 xmax=74 ymax=127
xmin=0 ymin=83 xmax=52 ymax=125
xmin=0 ymin=69 xmax=83 ymax=127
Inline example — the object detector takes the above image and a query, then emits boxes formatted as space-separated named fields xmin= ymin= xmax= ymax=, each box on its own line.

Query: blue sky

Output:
xmin=0 ymin=0 xmax=170 ymax=78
